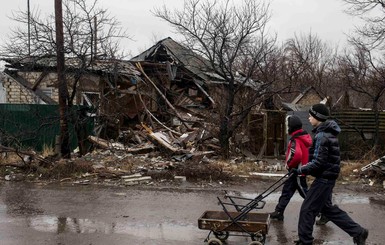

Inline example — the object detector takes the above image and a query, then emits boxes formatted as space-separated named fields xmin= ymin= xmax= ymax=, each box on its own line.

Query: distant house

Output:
xmin=282 ymin=86 xmax=326 ymax=112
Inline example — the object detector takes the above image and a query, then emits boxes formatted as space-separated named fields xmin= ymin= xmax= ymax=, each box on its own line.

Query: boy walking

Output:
xmin=293 ymin=103 xmax=368 ymax=245
xmin=270 ymin=115 xmax=312 ymax=221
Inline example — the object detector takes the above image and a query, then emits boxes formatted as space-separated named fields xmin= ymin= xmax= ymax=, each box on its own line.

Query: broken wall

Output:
xmin=1 ymin=72 xmax=52 ymax=104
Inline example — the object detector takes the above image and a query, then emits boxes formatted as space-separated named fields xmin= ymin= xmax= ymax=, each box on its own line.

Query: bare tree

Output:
xmin=2 ymin=0 xmax=130 ymax=60
xmin=280 ymin=32 xmax=338 ymax=97
xmin=1 ymin=0 xmax=130 ymax=156
xmin=343 ymin=0 xmax=385 ymax=50
xmin=338 ymin=40 xmax=385 ymax=149
xmin=153 ymin=0 xmax=276 ymax=158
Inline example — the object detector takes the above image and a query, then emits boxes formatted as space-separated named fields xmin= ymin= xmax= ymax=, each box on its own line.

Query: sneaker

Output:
xmin=316 ymin=214 xmax=329 ymax=225
xmin=270 ymin=211 xmax=284 ymax=221
xmin=353 ymin=228 xmax=368 ymax=245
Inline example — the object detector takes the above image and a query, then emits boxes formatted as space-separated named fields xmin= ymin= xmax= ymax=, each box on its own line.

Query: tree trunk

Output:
xmin=219 ymin=118 xmax=230 ymax=159
xmin=218 ymin=84 xmax=236 ymax=159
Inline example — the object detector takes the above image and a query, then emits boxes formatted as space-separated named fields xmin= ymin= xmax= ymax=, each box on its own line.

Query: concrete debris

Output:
xmin=74 ymin=179 xmax=90 ymax=185
xmin=249 ymin=172 xmax=286 ymax=177
xmin=123 ymin=176 xmax=152 ymax=184
xmin=4 ymin=174 xmax=25 ymax=181
xmin=121 ymin=173 xmax=142 ymax=179
xmin=174 ymin=176 xmax=187 ymax=182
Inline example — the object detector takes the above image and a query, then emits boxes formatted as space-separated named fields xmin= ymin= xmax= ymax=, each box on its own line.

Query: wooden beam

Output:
xmin=31 ymin=70 xmax=49 ymax=90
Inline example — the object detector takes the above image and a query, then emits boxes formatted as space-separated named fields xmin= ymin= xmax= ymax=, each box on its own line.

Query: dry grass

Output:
xmin=0 ymin=152 xmax=22 ymax=165
xmin=339 ymin=161 xmax=362 ymax=180
xmin=41 ymin=144 xmax=55 ymax=157
xmin=176 ymin=159 xmax=234 ymax=181
xmin=230 ymin=161 xmax=262 ymax=175
xmin=38 ymin=159 xmax=94 ymax=180
xmin=104 ymin=155 xmax=143 ymax=172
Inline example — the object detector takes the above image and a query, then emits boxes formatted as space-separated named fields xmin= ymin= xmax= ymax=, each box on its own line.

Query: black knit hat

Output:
xmin=309 ymin=103 xmax=329 ymax=122
xmin=288 ymin=115 xmax=302 ymax=134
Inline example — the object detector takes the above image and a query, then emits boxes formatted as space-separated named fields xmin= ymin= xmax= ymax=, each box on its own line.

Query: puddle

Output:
xmin=0 ymin=182 xmax=382 ymax=245
xmin=237 ymin=192 xmax=370 ymax=204
xmin=26 ymin=214 xmax=198 ymax=240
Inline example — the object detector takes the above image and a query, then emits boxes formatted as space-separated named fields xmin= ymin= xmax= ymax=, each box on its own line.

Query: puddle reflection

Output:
xmin=239 ymin=192 xmax=370 ymax=204
xmin=3 ymin=185 xmax=43 ymax=216
xmin=27 ymin=215 xmax=198 ymax=240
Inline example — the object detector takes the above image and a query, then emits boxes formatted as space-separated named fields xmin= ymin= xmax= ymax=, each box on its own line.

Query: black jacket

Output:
xmin=300 ymin=120 xmax=341 ymax=180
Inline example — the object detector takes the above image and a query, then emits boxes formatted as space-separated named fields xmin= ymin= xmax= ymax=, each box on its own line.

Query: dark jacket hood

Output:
xmin=313 ymin=120 xmax=341 ymax=136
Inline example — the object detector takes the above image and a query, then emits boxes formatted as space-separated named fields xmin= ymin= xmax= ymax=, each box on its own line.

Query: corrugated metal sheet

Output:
xmin=2 ymin=57 xmax=141 ymax=78
xmin=0 ymin=104 xmax=93 ymax=151
xmin=287 ymin=110 xmax=385 ymax=158
xmin=332 ymin=111 xmax=385 ymax=132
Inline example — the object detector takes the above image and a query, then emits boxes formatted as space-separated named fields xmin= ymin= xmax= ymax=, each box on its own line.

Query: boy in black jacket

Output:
xmin=293 ymin=103 xmax=368 ymax=245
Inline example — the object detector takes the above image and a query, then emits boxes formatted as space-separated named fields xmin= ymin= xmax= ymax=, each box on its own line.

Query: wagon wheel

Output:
xmin=213 ymin=231 xmax=229 ymax=241
xmin=248 ymin=241 xmax=263 ymax=245
xmin=251 ymin=233 xmax=265 ymax=242
xmin=207 ymin=237 xmax=223 ymax=245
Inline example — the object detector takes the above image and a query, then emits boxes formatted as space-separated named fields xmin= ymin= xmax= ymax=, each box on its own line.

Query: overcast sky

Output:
xmin=0 ymin=0 xmax=362 ymax=58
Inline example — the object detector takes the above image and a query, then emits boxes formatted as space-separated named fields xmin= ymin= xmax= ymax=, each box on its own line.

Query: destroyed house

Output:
xmin=0 ymin=39 xmax=283 ymax=157
xmin=130 ymin=38 xmax=285 ymax=158
xmin=2 ymin=57 xmax=140 ymax=102
xmin=131 ymin=38 xmax=267 ymax=123
xmin=1 ymin=57 xmax=145 ymax=137
xmin=130 ymin=37 xmax=218 ymax=116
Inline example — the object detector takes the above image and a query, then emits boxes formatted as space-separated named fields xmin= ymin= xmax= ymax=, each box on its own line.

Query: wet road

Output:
xmin=0 ymin=181 xmax=383 ymax=245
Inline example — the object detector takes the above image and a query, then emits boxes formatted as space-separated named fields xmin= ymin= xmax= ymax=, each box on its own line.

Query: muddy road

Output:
xmin=0 ymin=180 xmax=383 ymax=245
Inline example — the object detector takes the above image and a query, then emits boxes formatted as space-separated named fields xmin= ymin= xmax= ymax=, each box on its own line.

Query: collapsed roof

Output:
xmin=2 ymin=57 xmax=141 ymax=78
xmin=131 ymin=37 xmax=261 ymax=88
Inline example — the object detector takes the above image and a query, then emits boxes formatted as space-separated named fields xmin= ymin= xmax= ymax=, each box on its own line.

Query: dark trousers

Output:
xmin=275 ymin=174 xmax=307 ymax=213
xmin=298 ymin=178 xmax=363 ymax=244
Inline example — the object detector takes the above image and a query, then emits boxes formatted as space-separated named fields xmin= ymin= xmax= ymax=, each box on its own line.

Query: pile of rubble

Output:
xmin=88 ymin=122 xmax=218 ymax=159
xmin=360 ymin=156 xmax=385 ymax=188
xmin=1 ymin=139 xmax=288 ymax=187
xmin=360 ymin=156 xmax=385 ymax=174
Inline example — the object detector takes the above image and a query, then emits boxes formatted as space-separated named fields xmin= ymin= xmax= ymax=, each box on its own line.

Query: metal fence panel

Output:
xmin=0 ymin=104 xmax=93 ymax=152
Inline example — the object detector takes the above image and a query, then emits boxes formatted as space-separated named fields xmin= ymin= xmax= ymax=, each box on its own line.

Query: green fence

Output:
xmin=0 ymin=104 xmax=94 ymax=152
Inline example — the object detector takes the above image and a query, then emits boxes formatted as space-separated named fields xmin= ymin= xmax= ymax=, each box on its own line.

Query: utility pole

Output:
xmin=55 ymin=0 xmax=71 ymax=158
xmin=93 ymin=16 xmax=97 ymax=60
xmin=27 ymin=0 xmax=30 ymax=56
